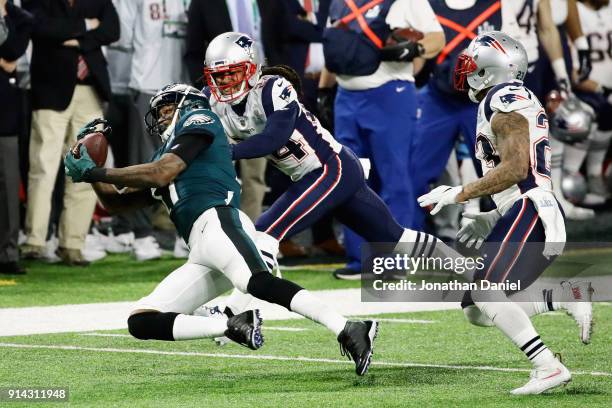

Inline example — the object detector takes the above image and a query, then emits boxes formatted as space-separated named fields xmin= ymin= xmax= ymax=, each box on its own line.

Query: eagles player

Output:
xmin=63 ymin=84 xmax=378 ymax=376
xmin=419 ymin=31 xmax=593 ymax=394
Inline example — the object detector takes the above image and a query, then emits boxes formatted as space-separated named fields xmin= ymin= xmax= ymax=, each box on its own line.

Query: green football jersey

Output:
xmin=150 ymin=108 xmax=240 ymax=241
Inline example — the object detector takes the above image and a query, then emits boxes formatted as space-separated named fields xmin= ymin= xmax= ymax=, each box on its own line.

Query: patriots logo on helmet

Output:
xmin=235 ymin=36 xmax=253 ymax=50
xmin=475 ymin=35 xmax=507 ymax=55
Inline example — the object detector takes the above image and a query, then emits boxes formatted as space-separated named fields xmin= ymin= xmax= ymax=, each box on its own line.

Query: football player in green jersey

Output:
xmin=64 ymin=84 xmax=378 ymax=376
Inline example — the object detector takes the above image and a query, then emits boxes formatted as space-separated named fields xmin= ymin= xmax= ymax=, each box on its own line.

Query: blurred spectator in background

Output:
xmin=0 ymin=0 xmax=32 ymax=275
xmin=186 ymin=0 xmax=290 ymax=224
xmin=21 ymin=0 xmax=119 ymax=266
xmin=115 ymin=0 xmax=191 ymax=261
xmin=319 ymin=0 xmax=444 ymax=279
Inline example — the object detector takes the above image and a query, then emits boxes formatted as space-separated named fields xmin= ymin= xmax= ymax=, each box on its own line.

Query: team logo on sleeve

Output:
xmin=499 ymin=93 xmax=527 ymax=105
xmin=279 ymin=85 xmax=293 ymax=101
xmin=184 ymin=114 xmax=214 ymax=127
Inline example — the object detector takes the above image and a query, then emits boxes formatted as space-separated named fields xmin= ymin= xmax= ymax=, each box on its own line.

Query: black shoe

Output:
xmin=0 ymin=262 xmax=27 ymax=275
xmin=337 ymin=320 xmax=379 ymax=376
xmin=333 ymin=267 xmax=361 ymax=280
xmin=224 ymin=309 xmax=264 ymax=350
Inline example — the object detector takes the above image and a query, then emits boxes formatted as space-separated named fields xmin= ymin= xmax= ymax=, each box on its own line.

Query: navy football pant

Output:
xmin=411 ymin=85 xmax=478 ymax=230
xmin=255 ymin=147 xmax=404 ymax=245
xmin=462 ymin=197 xmax=558 ymax=307
xmin=334 ymin=80 xmax=416 ymax=271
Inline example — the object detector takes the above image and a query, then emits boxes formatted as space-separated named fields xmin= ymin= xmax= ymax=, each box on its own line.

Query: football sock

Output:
xmin=224 ymin=288 xmax=254 ymax=316
xmin=172 ymin=314 xmax=229 ymax=340
xmin=587 ymin=130 xmax=612 ymax=177
xmin=289 ymin=289 xmax=348 ymax=336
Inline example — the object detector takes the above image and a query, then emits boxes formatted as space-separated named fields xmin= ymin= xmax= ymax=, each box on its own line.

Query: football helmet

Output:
xmin=204 ymin=32 xmax=262 ymax=105
xmin=145 ymin=83 xmax=210 ymax=142
xmin=546 ymin=91 xmax=594 ymax=144
xmin=454 ymin=31 xmax=528 ymax=102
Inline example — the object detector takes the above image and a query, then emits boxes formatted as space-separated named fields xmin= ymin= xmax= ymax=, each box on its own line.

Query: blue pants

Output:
xmin=256 ymin=147 xmax=404 ymax=245
xmin=462 ymin=197 xmax=559 ymax=307
xmin=334 ymin=80 xmax=416 ymax=271
xmin=411 ymin=85 xmax=478 ymax=230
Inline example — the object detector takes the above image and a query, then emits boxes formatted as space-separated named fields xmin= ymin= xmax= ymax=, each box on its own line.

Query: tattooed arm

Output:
xmin=88 ymin=153 xmax=187 ymax=189
xmin=91 ymin=183 xmax=157 ymax=214
xmin=456 ymin=111 xmax=530 ymax=202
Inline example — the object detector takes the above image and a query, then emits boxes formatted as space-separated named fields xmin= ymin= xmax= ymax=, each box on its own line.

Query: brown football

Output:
xmin=386 ymin=27 xmax=424 ymax=46
xmin=71 ymin=131 xmax=108 ymax=167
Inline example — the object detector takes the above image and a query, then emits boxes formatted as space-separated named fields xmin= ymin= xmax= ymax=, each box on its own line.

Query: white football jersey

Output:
xmin=501 ymin=0 xmax=540 ymax=63
xmin=210 ymin=75 xmax=342 ymax=181
xmin=125 ymin=0 xmax=191 ymax=93
xmin=577 ymin=3 xmax=612 ymax=88
xmin=476 ymin=82 xmax=553 ymax=214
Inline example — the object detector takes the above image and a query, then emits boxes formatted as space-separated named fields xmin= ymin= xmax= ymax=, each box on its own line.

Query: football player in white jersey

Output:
xmin=419 ymin=31 xmax=593 ymax=395
xmin=574 ymin=0 xmax=612 ymax=201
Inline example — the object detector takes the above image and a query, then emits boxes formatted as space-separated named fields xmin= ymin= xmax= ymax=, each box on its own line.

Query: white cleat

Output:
xmin=133 ymin=236 xmax=162 ymax=261
xmin=193 ymin=305 xmax=231 ymax=346
xmin=560 ymin=281 xmax=594 ymax=344
xmin=105 ymin=232 xmax=135 ymax=254
xmin=511 ymin=359 xmax=571 ymax=395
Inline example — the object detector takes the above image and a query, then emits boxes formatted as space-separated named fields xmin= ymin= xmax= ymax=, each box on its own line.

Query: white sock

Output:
xmin=224 ymin=288 xmax=253 ymax=316
xmin=172 ymin=314 xmax=228 ymax=340
xmin=587 ymin=130 xmax=612 ymax=177
xmin=289 ymin=289 xmax=347 ymax=336
xmin=474 ymin=298 xmax=555 ymax=368
xmin=562 ymin=142 xmax=588 ymax=174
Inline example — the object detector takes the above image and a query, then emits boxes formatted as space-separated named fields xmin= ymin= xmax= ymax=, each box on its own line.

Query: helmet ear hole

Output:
xmin=478 ymin=69 xmax=486 ymax=77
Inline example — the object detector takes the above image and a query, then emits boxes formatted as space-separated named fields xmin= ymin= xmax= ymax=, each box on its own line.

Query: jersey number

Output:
xmin=533 ymin=137 xmax=551 ymax=178
xmin=273 ymin=139 xmax=307 ymax=162
xmin=476 ymin=134 xmax=500 ymax=168
xmin=587 ymin=31 xmax=612 ymax=63
xmin=517 ymin=0 xmax=534 ymax=35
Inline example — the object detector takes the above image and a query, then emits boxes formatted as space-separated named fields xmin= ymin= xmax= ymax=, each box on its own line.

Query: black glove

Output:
xmin=76 ymin=118 xmax=112 ymax=141
xmin=380 ymin=41 xmax=424 ymax=62
xmin=317 ymin=87 xmax=336 ymax=133
xmin=577 ymin=49 xmax=592 ymax=82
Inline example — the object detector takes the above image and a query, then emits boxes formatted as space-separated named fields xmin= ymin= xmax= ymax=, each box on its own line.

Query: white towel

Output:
xmin=522 ymin=188 xmax=567 ymax=258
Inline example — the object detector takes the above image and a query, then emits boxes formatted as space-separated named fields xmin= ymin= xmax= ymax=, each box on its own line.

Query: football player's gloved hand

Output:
xmin=64 ymin=144 xmax=97 ymax=183
xmin=317 ymin=87 xmax=336 ymax=132
xmin=557 ymin=78 xmax=571 ymax=98
xmin=576 ymin=49 xmax=592 ymax=83
xmin=380 ymin=41 xmax=424 ymax=62
xmin=76 ymin=118 xmax=112 ymax=141
xmin=457 ymin=210 xmax=501 ymax=249
xmin=417 ymin=185 xmax=464 ymax=215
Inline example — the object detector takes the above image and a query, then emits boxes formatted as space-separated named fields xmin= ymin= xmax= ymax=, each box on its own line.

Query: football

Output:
xmin=71 ymin=131 xmax=108 ymax=167
xmin=386 ymin=27 xmax=424 ymax=46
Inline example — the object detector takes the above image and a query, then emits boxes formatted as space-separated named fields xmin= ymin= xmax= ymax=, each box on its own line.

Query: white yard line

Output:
xmin=353 ymin=317 xmax=437 ymax=324
xmin=0 ymin=288 xmax=459 ymax=337
xmin=80 ymin=326 xmax=308 ymax=338
xmin=0 ymin=342 xmax=610 ymax=377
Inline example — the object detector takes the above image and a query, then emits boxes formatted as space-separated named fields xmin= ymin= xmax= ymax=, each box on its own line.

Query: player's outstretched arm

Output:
xmin=91 ymin=183 xmax=157 ymax=214
xmin=456 ymin=112 xmax=530 ymax=202
xmin=86 ymin=153 xmax=187 ymax=188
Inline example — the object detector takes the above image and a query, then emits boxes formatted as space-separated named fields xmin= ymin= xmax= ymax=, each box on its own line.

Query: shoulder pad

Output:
xmin=260 ymin=75 xmax=298 ymax=117
xmin=176 ymin=108 xmax=223 ymax=138
xmin=485 ymin=82 xmax=535 ymax=120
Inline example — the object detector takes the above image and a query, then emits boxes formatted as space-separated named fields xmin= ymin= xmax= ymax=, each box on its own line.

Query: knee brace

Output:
xmin=246 ymin=271 xmax=302 ymax=310
xmin=127 ymin=311 xmax=179 ymax=341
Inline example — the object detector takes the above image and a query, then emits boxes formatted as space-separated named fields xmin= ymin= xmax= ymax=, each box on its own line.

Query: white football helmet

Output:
xmin=204 ymin=32 xmax=263 ymax=105
xmin=454 ymin=31 xmax=528 ymax=102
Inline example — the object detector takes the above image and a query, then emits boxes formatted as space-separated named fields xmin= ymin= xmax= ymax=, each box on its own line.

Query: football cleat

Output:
xmin=560 ymin=281 xmax=594 ymax=344
xmin=510 ymin=358 xmax=571 ymax=395
xmin=224 ymin=309 xmax=264 ymax=350
xmin=193 ymin=305 xmax=234 ymax=346
xmin=337 ymin=320 xmax=379 ymax=376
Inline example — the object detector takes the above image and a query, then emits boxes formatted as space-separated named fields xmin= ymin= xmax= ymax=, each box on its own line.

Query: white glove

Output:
xmin=417 ymin=185 xmax=464 ymax=215
xmin=457 ymin=210 xmax=501 ymax=249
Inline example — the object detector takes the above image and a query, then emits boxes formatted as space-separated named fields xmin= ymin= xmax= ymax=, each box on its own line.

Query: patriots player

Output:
xmin=63 ymin=84 xmax=378 ymax=376
xmin=419 ymin=31 xmax=593 ymax=395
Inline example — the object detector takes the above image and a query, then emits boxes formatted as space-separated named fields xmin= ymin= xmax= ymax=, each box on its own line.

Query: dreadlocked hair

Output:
xmin=261 ymin=64 xmax=303 ymax=97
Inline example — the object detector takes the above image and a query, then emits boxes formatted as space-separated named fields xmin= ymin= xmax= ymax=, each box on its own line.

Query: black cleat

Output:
xmin=224 ymin=309 xmax=264 ymax=350
xmin=337 ymin=320 xmax=379 ymax=376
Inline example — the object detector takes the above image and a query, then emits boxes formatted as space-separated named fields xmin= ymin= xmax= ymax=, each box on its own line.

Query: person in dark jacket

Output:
xmin=0 ymin=0 xmax=32 ymax=274
xmin=20 ymin=0 xmax=119 ymax=265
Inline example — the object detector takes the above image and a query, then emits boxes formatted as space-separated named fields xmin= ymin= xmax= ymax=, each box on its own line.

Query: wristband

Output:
xmin=574 ymin=36 xmax=589 ymax=51
xmin=552 ymin=58 xmax=569 ymax=82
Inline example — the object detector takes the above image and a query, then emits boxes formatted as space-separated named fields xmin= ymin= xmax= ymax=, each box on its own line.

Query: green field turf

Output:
xmin=1 ymin=255 xmax=610 ymax=407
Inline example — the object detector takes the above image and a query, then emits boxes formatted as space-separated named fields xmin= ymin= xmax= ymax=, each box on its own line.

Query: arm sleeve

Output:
xmin=167 ymin=133 xmax=213 ymax=165
xmin=0 ymin=5 xmax=33 ymax=60
xmin=232 ymin=100 xmax=300 ymax=160
xmin=78 ymin=0 xmax=120 ymax=52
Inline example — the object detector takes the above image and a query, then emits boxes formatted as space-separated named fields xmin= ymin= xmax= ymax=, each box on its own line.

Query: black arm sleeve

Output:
xmin=167 ymin=133 xmax=213 ymax=165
